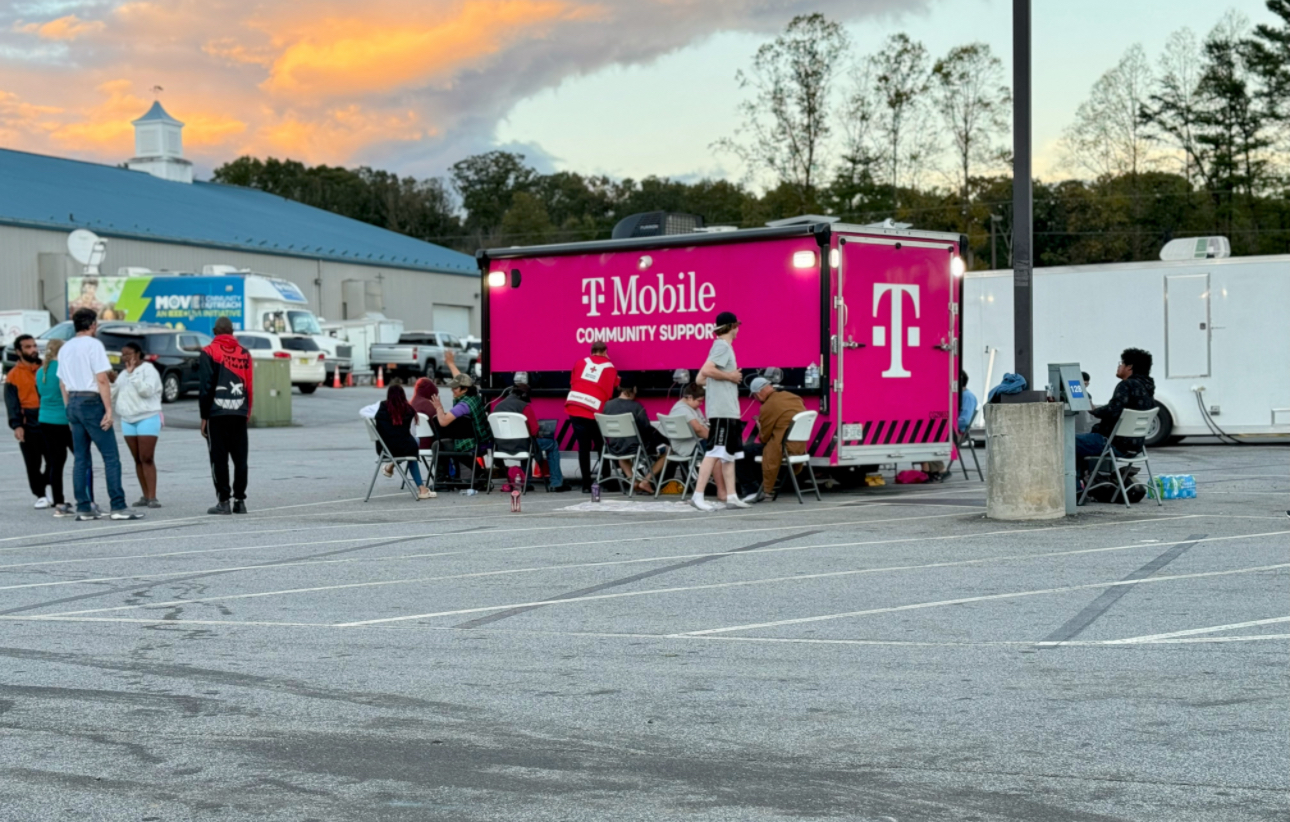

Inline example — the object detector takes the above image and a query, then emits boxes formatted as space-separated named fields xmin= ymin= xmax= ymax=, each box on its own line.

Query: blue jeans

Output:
xmin=67 ymin=395 xmax=126 ymax=512
xmin=1076 ymin=432 xmax=1125 ymax=478
xmin=407 ymin=461 xmax=424 ymax=488
xmin=537 ymin=437 xmax=564 ymax=488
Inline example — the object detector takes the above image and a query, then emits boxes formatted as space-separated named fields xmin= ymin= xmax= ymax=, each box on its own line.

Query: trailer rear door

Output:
xmin=836 ymin=235 xmax=958 ymax=462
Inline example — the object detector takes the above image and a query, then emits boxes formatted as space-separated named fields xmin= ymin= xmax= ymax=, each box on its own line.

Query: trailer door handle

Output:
xmin=843 ymin=336 xmax=865 ymax=349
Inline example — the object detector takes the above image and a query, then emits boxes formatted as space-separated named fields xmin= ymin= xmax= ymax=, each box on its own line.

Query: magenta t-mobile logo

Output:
xmin=871 ymin=283 xmax=920 ymax=378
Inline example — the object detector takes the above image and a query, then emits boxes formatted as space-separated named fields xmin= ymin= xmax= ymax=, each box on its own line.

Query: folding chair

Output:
xmin=487 ymin=412 xmax=536 ymax=494
xmin=654 ymin=413 xmax=704 ymax=500
xmin=363 ymin=418 xmax=422 ymax=502
xmin=756 ymin=410 xmax=822 ymax=503
xmin=1078 ymin=407 xmax=1163 ymax=509
xmin=593 ymin=412 xmax=648 ymax=498
xmin=416 ymin=413 xmax=485 ymax=492
xmin=953 ymin=418 xmax=984 ymax=481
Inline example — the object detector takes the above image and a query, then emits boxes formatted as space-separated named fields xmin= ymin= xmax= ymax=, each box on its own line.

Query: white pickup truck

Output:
xmin=369 ymin=331 xmax=477 ymax=382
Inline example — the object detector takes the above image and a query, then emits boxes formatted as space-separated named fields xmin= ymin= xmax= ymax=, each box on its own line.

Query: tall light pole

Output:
xmin=1012 ymin=0 xmax=1033 ymax=387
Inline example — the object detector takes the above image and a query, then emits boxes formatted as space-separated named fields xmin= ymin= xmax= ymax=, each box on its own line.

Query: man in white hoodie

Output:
xmin=109 ymin=340 xmax=164 ymax=507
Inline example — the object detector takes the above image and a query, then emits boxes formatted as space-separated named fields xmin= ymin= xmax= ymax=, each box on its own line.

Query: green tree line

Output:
xmin=212 ymin=1 xmax=1290 ymax=268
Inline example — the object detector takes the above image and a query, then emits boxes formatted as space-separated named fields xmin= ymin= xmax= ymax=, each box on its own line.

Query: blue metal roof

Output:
xmin=133 ymin=101 xmax=182 ymax=125
xmin=0 ymin=148 xmax=478 ymax=276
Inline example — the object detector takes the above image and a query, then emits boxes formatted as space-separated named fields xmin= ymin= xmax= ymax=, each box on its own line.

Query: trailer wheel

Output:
xmin=298 ymin=383 xmax=318 ymax=395
xmin=1144 ymin=402 xmax=1174 ymax=448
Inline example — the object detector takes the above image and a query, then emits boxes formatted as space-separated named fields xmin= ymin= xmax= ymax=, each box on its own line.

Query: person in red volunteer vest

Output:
xmin=565 ymin=341 xmax=618 ymax=493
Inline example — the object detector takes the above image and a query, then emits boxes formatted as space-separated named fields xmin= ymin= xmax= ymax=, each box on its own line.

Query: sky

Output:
xmin=0 ymin=0 xmax=1276 ymax=187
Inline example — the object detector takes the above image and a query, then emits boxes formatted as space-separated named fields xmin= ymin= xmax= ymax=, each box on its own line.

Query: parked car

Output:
xmin=235 ymin=331 xmax=326 ymax=394
xmin=2 ymin=319 xmax=166 ymax=373
xmin=96 ymin=326 xmax=212 ymax=403
xmin=369 ymin=330 xmax=477 ymax=382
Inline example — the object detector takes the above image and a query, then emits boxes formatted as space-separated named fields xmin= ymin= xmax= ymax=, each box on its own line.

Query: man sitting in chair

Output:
xmin=1076 ymin=347 xmax=1156 ymax=480
xmin=602 ymin=378 xmax=667 ymax=494
xmin=740 ymin=377 xmax=807 ymax=504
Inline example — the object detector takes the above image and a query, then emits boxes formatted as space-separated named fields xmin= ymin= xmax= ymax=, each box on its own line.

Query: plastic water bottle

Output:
xmin=591 ymin=483 xmax=601 ymax=503
xmin=459 ymin=489 xmax=478 ymax=496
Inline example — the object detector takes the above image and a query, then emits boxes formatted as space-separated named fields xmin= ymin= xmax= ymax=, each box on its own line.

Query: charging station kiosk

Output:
xmin=1047 ymin=362 xmax=1092 ymax=514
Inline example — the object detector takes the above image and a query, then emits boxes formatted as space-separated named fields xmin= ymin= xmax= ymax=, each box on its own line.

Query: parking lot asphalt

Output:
xmin=0 ymin=387 xmax=1286 ymax=821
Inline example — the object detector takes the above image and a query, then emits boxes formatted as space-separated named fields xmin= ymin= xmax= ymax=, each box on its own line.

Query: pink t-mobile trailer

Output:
xmin=479 ymin=218 xmax=966 ymax=474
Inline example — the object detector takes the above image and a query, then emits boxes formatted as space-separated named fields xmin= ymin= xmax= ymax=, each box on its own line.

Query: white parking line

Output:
xmin=681 ymin=563 xmax=1290 ymax=637
xmin=0 ymin=510 xmax=970 ymax=573
xmin=0 ymin=495 xmax=896 ymax=555
xmin=1100 ymin=616 xmax=1290 ymax=644
xmin=17 ymin=527 xmax=1287 ymax=621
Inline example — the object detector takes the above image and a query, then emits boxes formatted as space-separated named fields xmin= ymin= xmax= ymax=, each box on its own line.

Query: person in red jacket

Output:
xmin=565 ymin=341 xmax=618 ymax=493
xmin=198 ymin=317 xmax=254 ymax=514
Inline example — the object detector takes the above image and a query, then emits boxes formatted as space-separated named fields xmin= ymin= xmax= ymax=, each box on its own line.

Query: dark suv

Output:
xmin=97 ymin=327 xmax=212 ymax=403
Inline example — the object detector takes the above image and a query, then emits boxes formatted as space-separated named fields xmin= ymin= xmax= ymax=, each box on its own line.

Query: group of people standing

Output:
xmin=5 ymin=310 xmax=255 ymax=521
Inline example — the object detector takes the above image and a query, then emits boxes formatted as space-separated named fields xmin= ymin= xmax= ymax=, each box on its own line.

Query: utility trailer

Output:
xmin=962 ymin=254 xmax=1290 ymax=445
xmin=479 ymin=219 xmax=967 ymax=475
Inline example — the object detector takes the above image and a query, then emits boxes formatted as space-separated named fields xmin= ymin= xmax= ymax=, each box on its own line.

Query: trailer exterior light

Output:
xmin=638 ymin=255 xmax=652 ymax=270
xmin=488 ymin=271 xmax=506 ymax=287
xmin=829 ymin=248 xmax=839 ymax=268
xmin=950 ymin=256 xmax=966 ymax=278
xmin=792 ymin=250 xmax=817 ymax=269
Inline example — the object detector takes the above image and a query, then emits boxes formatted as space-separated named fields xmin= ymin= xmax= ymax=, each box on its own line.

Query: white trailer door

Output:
xmin=432 ymin=305 xmax=472 ymax=338
xmin=1165 ymin=274 xmax=1210 ymax=377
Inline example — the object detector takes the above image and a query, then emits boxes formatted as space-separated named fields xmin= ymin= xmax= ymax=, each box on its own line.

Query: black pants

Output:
xmin=207 ymin=416 xmax=248 ymax=502
xmin=41 ymin=423 xmax=72 ymax=505
xmin=18 ymin=424 xmax=47 ymax=498
xmin=570 ymin=417 xmax=604 ymax=489
xmin=735 ymin=441 xmax=765 ymax=498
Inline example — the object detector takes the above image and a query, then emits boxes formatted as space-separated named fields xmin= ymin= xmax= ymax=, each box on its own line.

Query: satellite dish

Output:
xmin=67 ymin=229 xmax=100 ymax=264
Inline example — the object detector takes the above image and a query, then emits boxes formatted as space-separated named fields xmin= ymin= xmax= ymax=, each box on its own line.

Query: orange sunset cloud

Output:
xmin=0 ymin=0 xmax=908 ymax=174
xmin=13 ymin=14 xmax=106 ymax=41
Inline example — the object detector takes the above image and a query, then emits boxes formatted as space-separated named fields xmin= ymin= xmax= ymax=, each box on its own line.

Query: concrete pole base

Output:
xmin=984 ymin=402 xmax=1065 ymax=520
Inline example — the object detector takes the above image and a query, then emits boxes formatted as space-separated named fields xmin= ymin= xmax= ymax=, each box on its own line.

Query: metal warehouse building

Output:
xmin=0 ymin=102 xmax=480 ymax=336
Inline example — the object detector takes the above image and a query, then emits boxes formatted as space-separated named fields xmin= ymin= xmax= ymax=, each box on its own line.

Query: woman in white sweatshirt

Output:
xmin=110 ymin=342 xmax=164 ymax=507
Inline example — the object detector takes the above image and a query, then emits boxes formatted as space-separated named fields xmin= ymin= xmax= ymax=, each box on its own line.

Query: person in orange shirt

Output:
xmin=4 ymin=335 xmax=50 ymax=507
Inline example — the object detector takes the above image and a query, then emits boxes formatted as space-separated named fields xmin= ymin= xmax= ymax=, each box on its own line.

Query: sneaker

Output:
xmin=208 ymin=501 xmax=232 ymax=515
xmin=147 ymin=498 xmax=163 ymax=509
xmin=110 ymin=510 xmax=145 ymax=521
xmin=742 ymin=489 xmax=767 ymax=504
xmin=232 ymin=499 xmax=248 ymax=514
xmin=550 ymin=484 xmax=572 ymax=493
xmin=132 ymin=496 xmax=150 ymax=507
xmin=76 ymin=508 xmax=103 ymax=521
xmin=691 ymin=496 xmax=717 ymax=512
xmin=417 ymin=488 xmax=437 ymax=500
xmin=725 ymin=495 xmax=753 ymax=509
xmin=33 ymin=496 xmax=49 ymax=509
xmin=52 ymin=503 xmax=75 ymax=518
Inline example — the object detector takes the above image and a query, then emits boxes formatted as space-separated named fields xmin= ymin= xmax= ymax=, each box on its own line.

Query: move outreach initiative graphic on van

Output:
xmin=66 ymin=275 xmax=308 ymax=335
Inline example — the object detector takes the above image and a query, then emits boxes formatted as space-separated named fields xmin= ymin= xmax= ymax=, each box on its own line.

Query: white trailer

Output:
xmin=963 ymin=254 xmax=1290 ymax=445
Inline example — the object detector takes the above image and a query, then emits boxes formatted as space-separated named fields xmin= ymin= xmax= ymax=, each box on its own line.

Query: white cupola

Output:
xmin=125 ymin=100 xmax=193 ymax=183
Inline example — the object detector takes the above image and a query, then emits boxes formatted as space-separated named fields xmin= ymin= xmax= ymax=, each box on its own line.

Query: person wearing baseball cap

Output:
xmin=429 ymin=371 xmax=493 ymax=479
xmin=690 ymin=310 xmax=751 ymax=511
xmin=740 ymin=375 xmax=807 ymax=503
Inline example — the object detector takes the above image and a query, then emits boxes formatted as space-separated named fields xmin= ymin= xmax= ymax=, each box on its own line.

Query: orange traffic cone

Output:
xmin=345 ymin=371 xmax=353 ymax=388
xmin=376 ymin=367 xmax=385 ymax=389
xmin=332 ymin=367 xmax=342 ymax=389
